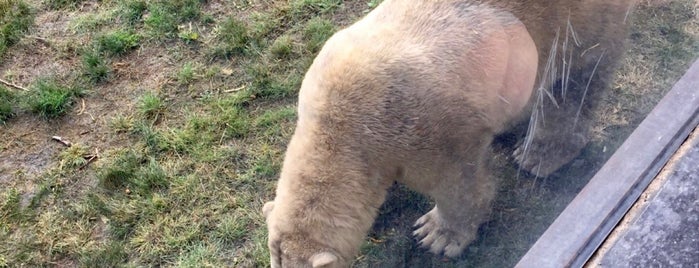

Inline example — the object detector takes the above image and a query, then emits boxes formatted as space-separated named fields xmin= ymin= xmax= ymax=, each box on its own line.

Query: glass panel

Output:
xmin=353 ymin=1 xmax=699 ymax=267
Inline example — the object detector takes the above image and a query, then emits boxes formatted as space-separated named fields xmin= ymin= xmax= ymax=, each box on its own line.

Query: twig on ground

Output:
xmin=224 ymin=85 xmax=246 ymax=93
xmin=77 ymin=99 xmax=86 ymax=115
xmin=0 ymin=78 xmax=29 ymax=91
xmin=27 ymin=35 xmax=52 ymax=46
xmin=79 ymin=150 xmax=99 ymax=170
xmin=51 ymin=136 xmax=72 ymax=147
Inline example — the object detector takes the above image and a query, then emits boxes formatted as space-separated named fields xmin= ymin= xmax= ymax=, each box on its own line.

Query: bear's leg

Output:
xmin=413 ymin=147 xmax=496 ymax=257
xmin=512 ymin=88 xmax=592 ymax=177
xmin=514 ymin=47 xmax=622 ymax=177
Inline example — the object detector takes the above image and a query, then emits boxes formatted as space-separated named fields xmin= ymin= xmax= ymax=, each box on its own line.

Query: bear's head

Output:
xmin=263 ymin=201 xmax=348 ymax=268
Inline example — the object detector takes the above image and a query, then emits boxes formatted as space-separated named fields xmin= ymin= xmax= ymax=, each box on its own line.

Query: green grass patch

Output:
xmin=248 ymin=12 xmax=279 ymax=42
xmin=270 ymin=35 xmax=294 ymax=59
xmin=129 ymin=212 xmax=202 ymax=264
xmin=367 ymin=0 xmax=383 ymax=8
xmin=137 ymin=91 xmax=164 ymax=119
xmin=245 ymin=62 xmax=302 ymax=101
xmin=0 ymin=188 xmax=22 ymax=222
xmin=236 ymin=142 xmax=283 ymax=184
xmin=44 ymin=0 xmax=85 ymax=10
xmin=174 ymin=242 xmax=221 ymax=267
xmin=98 ymin=149 xmax=169 ymax=196
xmin=177 ymin=26 xmax=199 ymax=43
xmin=96 ymin=29 xmax=140 ymax=56
xmin=117 ymin=0 xmax=147 ymax=25
xmin=214 ymin=214 xmax=250 ymax=244
xmin=69 ymin=9 xmax=117 ymax=33
xmin=24 ymin=79 xmax=83 ymax=118
xmin=0 ymin=86 xmax=14 ymax=123
xmin=212 ymin=17 xmax=250 ymax=58
xmin=216 ymin=98 xmax=252 ymax=138
xmin=58 ymin=143 xmax=90 ymax=170
xmin=97 ymin=149 xmax=142 ymax=191
xmin=109 ymin=114 xmax=135 ymax=133
xmin=164 ymin=116 xmax=219 ymax=155
xmin=82 ymin=49 xmax=110 ymax=83
xmin=77 ymin=241 xmax=128 ymax=267
xmin=289 ymin=0 xmax=341 ymax=20
xmin=176 ymin=62 xmax=197 ymax=85
xmin=303 ymin=17 xmax=336 ymax=53
xmin=144 ymin=0 xmax=204 ymax=38
xmin=636 ymin=1 xmax=699 ymax=70
xmin=254 ymin=106 xmax=297 ymax=138
xmin=0 ymin=0 xmax=33 ymax=56
xmin=131 ymin=121 xmax=168 ymax=153
xmin=255 ymin=106 xmax=297 ymax=129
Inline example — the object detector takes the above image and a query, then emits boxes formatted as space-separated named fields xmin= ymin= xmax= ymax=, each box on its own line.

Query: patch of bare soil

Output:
xmin=333 ymin=0 xmax=372 ymax=27
xmin=1 ymin=10 xmax=84 ymax=185
xmin=0 ymin=6 xmax=174 ymax=201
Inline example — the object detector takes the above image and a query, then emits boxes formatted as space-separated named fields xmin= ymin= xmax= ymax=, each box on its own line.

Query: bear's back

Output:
xmin=294 ymin=0 xmax=527 ymax=165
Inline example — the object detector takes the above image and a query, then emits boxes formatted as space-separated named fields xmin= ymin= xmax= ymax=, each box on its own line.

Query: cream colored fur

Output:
xmin=264 ymin=1 xmax=536 ymax=267
xmin=263 ymin=0 xmax=631 ymax=266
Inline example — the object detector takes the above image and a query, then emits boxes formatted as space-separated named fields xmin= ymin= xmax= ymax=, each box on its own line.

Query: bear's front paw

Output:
xmin=412 ymin=208 xmax=473 ymax=258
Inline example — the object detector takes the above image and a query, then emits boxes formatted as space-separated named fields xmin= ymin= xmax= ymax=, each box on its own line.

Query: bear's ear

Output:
xmin=263 ymin=201 xmax=275 ymax=219
xmin=309 ymin=252 xmax=338 ymax=268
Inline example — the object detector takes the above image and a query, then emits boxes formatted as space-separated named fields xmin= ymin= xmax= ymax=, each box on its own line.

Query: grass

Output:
xmin=0 ymin=86 xmax=14 ymax=123
xmin=288 ymin=0 xmax=342 ymax=20
xmin=270 ymin=35 xmax=294 ymax=59
xmin=118 ymin=0 xmax=147 ymax=25
xmin=215 ymin=96 xmax=252 ymax=138
xmin=367 ymin=0 xmax=383 ymax=8
xmin=69 ymin=9 xmax=117 ymax=33
xmin=0 ymin=188 xmax=22 ymax=222
xmin=24 ymin=78 xmax=83 ymax=118
xmin=77 ymin=241 xmax=128 ymax=267
xmin=137 ymin=91 xmax=164 ymax=119
xmin=303 ymin=17 xmax=335 ymax=53
xmin=0 ymin=0 xmax=33 ymax=57
xmin=0 ymin=0 xmax=697 ymax=267
xmin=95 ymin=29 xmax=140 ymax=56
xmin=78 ymin=28 xmax=139 ymax=83
xmin=176 ymin=62 xmax=197 ymax=85
xmin=44 ymin=0 xmax=85 ymax=10
xmin=212 ymin=17 xmax=250 ymax=58
xmin=98 ymin=149 xmax=168 ymax=195
xmin=82 ymin=49 xmax=110 ymax=83
xmin=58 ymin=143 xmax=89 ymax=169
xmin=144 ymin=0 xmax=204 ymax=38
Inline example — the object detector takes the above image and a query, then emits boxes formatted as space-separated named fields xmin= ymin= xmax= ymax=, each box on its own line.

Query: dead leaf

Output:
xmin=221 ymin=68 xmax=234 ymax=76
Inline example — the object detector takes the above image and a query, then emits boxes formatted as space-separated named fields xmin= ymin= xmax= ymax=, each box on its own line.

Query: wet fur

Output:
xmin=263 ymin=0 xmax=632 ymax=266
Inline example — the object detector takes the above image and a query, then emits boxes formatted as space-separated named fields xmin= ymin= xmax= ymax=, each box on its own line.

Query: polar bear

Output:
xmin=263 ymin=0 xmax=630 ymax=267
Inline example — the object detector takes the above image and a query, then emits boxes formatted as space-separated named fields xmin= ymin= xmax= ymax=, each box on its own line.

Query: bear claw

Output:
xmin=413 ymin=208 xmax=472 ymax=257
